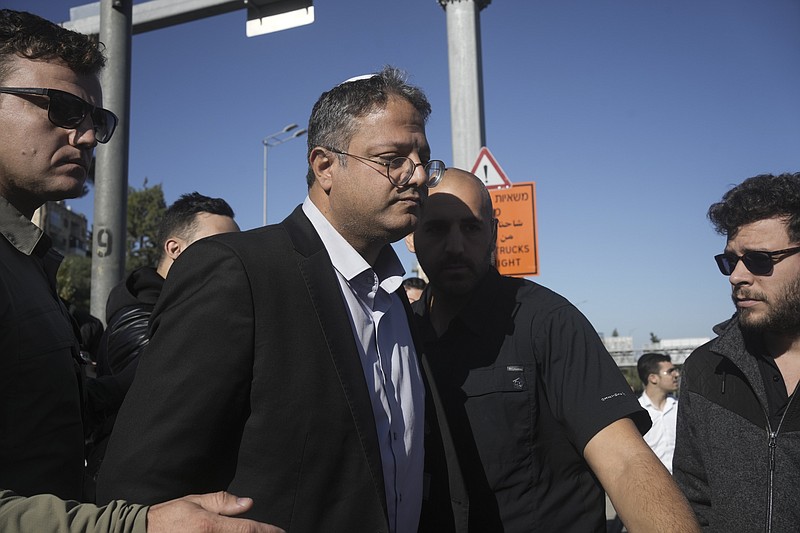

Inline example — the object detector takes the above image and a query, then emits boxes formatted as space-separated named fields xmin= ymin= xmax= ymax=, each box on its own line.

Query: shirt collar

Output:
xmin=302 ymin=197 xmax=405 ymax=293
xmin=419 ymin=268 xmax=508 ymax=336
xmin=640 ymin=391 xmax=677 ymax=409
xmin=455 ymin=268 xmax=506 ymax=334
xmin=0 ymin=195 xmax=49 ymax=256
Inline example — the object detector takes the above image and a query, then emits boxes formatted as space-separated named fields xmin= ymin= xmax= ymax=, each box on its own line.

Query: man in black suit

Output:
xmin=98 ymin=67 xmax=456 ymax=533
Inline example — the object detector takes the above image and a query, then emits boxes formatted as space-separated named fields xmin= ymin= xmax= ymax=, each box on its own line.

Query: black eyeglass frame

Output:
xmin=714 ymin=245 xmax=800 ymax=276
xmin=324 ymin=146 xmax=446 ymax=188
xmin=0 ymin=87 xmax=118 ymax=143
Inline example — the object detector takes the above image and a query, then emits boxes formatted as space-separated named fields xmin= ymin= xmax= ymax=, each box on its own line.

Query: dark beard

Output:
xmin=738 ymin=274 xmax=800 ymax=336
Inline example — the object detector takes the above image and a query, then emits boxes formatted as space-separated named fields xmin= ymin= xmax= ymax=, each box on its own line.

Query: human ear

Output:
xmin=404 ymin=232 xmax=416 ymax=253
xmin=309 ymin=146 xmax=334 ymax=192
xmin=164 ymin=238 xmax=183 ymax=260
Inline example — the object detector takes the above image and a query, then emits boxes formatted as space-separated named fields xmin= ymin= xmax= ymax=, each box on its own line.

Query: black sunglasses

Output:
xmin=714 ymin=246 xmax=800 ymax=276
xmin=0 ymin=87 xmax=118 ymax=143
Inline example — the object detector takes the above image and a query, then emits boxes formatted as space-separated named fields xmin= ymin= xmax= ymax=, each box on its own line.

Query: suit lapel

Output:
xmin=283 ymin=207 xmax=388 ymax=516
xmin=406 ymin=292 xmax=470 ymax=532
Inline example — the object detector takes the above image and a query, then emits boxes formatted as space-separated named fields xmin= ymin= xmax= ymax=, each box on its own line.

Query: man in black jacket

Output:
xmin=97 ymin=192 xmax=238 ymax=379
xmin=674 ymin=172 xmax=800 ymax=531
xmin=97 ymin=68 xmax=461 ymax=533
xmin=86 ymin=192 xmax=238 ymax=487
xmin=0 ymin=8 xmax=279 ymax=532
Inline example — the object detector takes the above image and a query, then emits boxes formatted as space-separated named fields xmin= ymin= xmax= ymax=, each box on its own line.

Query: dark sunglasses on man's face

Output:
xmin=0 ymin=87 xmax=118 ymax=143
xmin=714 ymin=246 xmax=800 ymax=276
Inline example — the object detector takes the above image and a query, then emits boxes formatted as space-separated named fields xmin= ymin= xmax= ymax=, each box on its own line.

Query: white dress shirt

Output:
xmin=303 ymin=198 xmax=424 ymax=533
xmin=639 ymin=392 xmax=678 ymax=474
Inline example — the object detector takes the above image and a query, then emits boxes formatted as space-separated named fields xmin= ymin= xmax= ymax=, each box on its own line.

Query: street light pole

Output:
xmin=262 ymin=123 xmax=307 ymax=226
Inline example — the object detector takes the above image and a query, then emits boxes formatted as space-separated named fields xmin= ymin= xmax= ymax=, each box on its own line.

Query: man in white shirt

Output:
xmin=637 ymin=353 xmax=680 ymax=473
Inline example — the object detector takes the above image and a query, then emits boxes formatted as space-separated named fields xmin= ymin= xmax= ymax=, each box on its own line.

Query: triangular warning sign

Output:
xmin=470 ymin=147 xmax=511 ymax=189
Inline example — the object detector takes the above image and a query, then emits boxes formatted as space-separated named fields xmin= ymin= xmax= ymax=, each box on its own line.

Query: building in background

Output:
xmin=602 ymin=334 xmax=635 ymax=367
xmin=32 ymin=201 xmax=91 ymax=257
xmin=640 ymin=338 xmax=711 ymax=366
xmin=601 ymin=335 xmax=709 ymax=392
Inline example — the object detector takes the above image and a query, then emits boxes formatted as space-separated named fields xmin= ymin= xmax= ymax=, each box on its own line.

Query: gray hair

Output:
xmin=305 ymin=66 xmax=432 ymax=187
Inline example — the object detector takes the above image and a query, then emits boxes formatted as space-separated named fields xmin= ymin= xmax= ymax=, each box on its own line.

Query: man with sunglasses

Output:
xmin=0 ymin=6 xmax=116 ymax=502
xmin=98 ymin=67 xmax=462 ymax=533
xmin=674 ymin=172 xmax=800 ymax=531
xmin=0 ymin=9 xmax=283 ymax=533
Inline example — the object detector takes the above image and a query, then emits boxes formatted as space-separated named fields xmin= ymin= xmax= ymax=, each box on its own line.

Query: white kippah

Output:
xmin=337 ymin=73 xmax=377 ymax=86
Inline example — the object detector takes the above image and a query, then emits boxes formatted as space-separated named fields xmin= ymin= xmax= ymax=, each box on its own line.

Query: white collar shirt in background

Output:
xmin=639 ymin=392 xmax=678 ymax=474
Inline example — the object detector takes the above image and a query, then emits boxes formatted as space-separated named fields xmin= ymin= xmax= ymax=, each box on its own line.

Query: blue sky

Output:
xmin=9 ymin=0 xmax=800 ymax=347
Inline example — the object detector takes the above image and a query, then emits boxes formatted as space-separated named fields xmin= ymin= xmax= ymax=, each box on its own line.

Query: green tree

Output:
xmin=57 ymin=255 xmax=93 ymax=313
xmin=612 ymin=328 xmax=619 ymax=337
xmin=126 ymin=179 xmax=166 ymax=273
xmin=649 ymin=332 xmax=661 ymax=344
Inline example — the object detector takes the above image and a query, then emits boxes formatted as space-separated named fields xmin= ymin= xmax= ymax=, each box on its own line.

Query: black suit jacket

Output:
xmin=97 ymin=207 xmax=467 ymax=532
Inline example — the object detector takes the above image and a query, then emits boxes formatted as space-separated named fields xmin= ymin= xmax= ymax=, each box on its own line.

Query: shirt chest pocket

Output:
xmin=11 ymin=297 xmax=77 ymax=361
xmin=460 ymin=365 xmax=535 ymax=465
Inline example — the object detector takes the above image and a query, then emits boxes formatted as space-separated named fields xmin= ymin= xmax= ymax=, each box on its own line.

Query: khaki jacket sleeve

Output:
xmin=0 ymin=490 xmax=147 ymax=533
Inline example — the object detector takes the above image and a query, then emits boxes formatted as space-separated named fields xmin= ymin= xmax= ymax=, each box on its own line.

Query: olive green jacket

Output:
xmin=0 ymin=490 xmax=147 ymax=533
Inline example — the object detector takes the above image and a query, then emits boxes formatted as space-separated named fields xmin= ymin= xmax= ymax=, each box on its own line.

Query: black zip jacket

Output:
xmin=674 ymin=316 xmax=800 ymax=532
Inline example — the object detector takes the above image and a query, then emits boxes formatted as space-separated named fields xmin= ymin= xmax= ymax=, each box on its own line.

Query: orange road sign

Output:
xmin=490 ymin=182 xmax=539 ymax=277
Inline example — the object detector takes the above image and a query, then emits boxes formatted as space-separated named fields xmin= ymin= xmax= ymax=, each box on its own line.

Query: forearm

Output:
xmin=607 ymin=449 xmax=698 ymax=532
xmin=585 ymin=419 xmax=699 ymax=533
xmin=0 ymin=490 xmax=147 ymax=533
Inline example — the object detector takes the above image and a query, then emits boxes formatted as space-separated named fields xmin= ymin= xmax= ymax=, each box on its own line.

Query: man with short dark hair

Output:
xmin=0 ymin=7 xmax=112 ymax=500
xmin=412 ymin=167 xmax=699 ymax=532
xmin=96 ymin=191 xmax=238 ymax=379
xmin=86 ymin=192 xmax=238 ymax=489
xmin=637 ymin=352 xmax=679 ymax=473
xmin=98 ymin=67 xmax=457 ymax=533
xmin=0 ymin=9 xmax=280 ymax=532
xmin=674 ymin=172 xmax=800 ymax=531
xmin=402 ymin=276 xmax=426 ymax=303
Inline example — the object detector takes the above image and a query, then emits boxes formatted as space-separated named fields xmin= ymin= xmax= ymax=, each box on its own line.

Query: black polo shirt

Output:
xmin=755 ymin=351 xmax=797 ymax=431
xmin=414 ymin=269 xmax=649 ymax=532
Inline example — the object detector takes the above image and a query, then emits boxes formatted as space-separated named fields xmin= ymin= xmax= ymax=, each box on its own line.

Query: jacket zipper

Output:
xmin=764 ymin=381 xmax=799 ymax=533
xmin=766 ymin=428 xmax=776 ymax=533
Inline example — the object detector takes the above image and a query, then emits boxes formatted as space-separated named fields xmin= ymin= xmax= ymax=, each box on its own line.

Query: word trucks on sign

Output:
xmin=490 ymin=182 xmax=539 ymax=277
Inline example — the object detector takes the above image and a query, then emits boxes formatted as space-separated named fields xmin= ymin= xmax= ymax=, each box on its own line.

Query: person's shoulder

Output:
xmin=638 ymin=392 xmax=664 ymax=411
xmin=105 ymin=268 xmax=158 ymax=319
xmin=503 ymin=275 xmax=572 ymax=312
xmin=666 ymin=395 xmax=679 ymax=407
xmin=682 ymin=337 xmax=724 ymax=380
xmin=175 ymin=225 xmax=302 ymax=279
xmin=188 ymin=224 xmax=291 ymax=255
xmin=685 ymin=337 xmax=718 ymax=362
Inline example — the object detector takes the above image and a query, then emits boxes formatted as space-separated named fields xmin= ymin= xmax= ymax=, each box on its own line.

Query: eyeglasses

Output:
xmin=0 ymin=87 xmax=118 ymax=143
xmin=660 ymin=368 xmax=680 ymax=376
xmin=325 ymin=147 xmax=446 ymax=188
xmin=715 ymin=246 xmax=800 ymax=276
